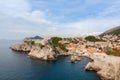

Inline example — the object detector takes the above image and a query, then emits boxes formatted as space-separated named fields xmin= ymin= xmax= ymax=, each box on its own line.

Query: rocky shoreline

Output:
xmin=10 ymin=37 xmax=69 ymax=60
xmin=10 ymin=38 xmax=120 ymax=80
xmin=85 ymin=53 xmax=120 ymax=80
xmin=10 ymin=43 xmax=31 ymax=52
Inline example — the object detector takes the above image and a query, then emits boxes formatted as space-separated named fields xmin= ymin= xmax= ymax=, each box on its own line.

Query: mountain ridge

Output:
xmin=100 ymin=26 xmax=120 ymax=36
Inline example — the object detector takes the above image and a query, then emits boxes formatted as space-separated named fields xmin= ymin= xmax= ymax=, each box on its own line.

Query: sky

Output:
xmin=0 ymin=0 xmax=120 ymax=39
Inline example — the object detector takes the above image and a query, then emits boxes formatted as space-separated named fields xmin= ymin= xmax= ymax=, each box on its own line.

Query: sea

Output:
xmin=0 ymin=40 xmax=101 ymax=80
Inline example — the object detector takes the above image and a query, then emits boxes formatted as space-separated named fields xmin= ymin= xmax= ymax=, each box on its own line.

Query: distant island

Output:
xmin=24 ymin=35 xmax=43 ymax=40
xmin=10 ymin=26 xmax=120 ymax=80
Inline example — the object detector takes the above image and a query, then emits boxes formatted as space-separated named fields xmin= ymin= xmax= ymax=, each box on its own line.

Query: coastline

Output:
xmin=85 ymin=54 xmax=120 ymax=80
xmin=10 ymin=38 xmax=120 ymax=80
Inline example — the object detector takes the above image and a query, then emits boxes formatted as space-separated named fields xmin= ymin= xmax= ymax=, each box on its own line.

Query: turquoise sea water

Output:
xmin=0 ymin=40 xmax=101 ymax=80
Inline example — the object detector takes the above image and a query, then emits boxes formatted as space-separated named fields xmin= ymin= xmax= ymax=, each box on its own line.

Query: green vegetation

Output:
xmin=31 ymin=41 xmax=35 ymax=45
xmin=99 ymin=47 xmax=103 ymax=50
xmin=85 ymin=36 xmax=100 ymax=42
xmin=24 ymin=40 xmax=35 ymax=45
xmin=51 ymin=37 xmax=68 ymax=52
xmin=39 ymin=43 xmax=45 ymax=49
xmin=106 ymin=29 xmax=120 ymax=35
xmin=51 ymin=37 xmax=62 ymax=46
xmin=100 ymin=28 xmax=120 ymax=36
xmin=106 ymin=47 xmax=120 ymax=56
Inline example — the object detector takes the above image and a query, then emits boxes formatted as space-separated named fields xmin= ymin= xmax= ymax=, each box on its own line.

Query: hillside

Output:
xmin=100 ymin=26 xmax=120 ymax=36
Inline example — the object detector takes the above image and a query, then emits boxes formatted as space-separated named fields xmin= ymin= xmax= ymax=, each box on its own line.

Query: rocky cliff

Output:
xmin=85 ymin=53 xmax=120 ymax=80
xmin=10 ymin=37 xmax=120 ymax=80
xmin=11 ymin=37 xmax=68 ymax=60
xmin=28 ymin=42 xmax=57 ymax=60
xmin=11 ymin=43 xmax=31 ymax=52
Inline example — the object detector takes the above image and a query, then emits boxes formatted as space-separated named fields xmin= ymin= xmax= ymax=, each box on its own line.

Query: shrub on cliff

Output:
xmin=51 ymin=37 xmax=68 ymax=52
xmin=51 ymin=37 xmax=62 ymax=47
xmin=39 ymin=43 xmax=45 ymax=49
xmin=31 ymin=41 xmax=35 ymax=45
xmin=106 ymin=47 xmax=120 ymax=56
xmin=24 ymin=40 xmax=35 ymax=45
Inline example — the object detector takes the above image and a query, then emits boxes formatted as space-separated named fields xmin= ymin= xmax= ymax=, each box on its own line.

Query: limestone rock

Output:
xmin=115 ymin=63 xmax=120 ymax=80
xmin=28 ymin=45 xmax=56 ymax=60
xmin=11 ymin=43 xmax=31 ymax=52
xmin=85 ymin=54 xmax=120 ymax=80
xmin=11 ymin=38 xmax=69 ymax=60
xmin=70 ymin=55 xmax=80 ymax=63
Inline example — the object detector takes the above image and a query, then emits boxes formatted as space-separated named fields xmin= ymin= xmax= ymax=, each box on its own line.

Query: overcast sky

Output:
xmin=0 ymin=0 xmax=120 ymax=39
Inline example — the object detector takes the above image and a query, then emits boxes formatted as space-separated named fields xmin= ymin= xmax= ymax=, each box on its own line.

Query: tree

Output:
xmin=85 ymin=36 xmax=99 ymax=42
xmin=51 ymin=37 xmax=62 ymax=47
xmin=50 ymin=37 xmax=68 ymax=52
xmin=31 ymin=41 xmax=35 ymax=45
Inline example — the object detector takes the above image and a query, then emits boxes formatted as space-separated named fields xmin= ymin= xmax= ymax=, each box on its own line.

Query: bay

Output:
xmin=0 ymin=40 xmax=101 ymax=80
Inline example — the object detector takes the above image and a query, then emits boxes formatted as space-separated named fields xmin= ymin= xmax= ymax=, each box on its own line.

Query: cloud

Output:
xmin=55 ymin=16 xmax=120 ymax=37
xmin=0 ymin=0 xmax=30 ymax=16
xmin=0 ymin=0 xmax=120 ymax=39
xmin=98 ymin=0 xmax=120 ymax=17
